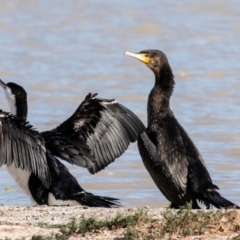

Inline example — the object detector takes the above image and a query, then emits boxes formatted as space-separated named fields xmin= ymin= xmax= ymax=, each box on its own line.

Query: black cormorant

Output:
xmin=125 ymin=49 xmax=239 ymax=209
xmin=0 ymin=79 xmax=145 ymax=206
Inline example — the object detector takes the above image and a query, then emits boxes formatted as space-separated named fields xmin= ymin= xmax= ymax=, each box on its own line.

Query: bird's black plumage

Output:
xmin=0 ymin=79 xmax=144 ymax=207
xmin=125 ymin=49 xmax=239 ymax=209
xmin=29 ymin=150 xmax=120 ymax=207
xmin=0 ymin=110 xmax=51 ymax=188
xmin=0 ymin=80 xmax=51 ymax=188
xmin=42 ymin=92 xmax=145 ymax=174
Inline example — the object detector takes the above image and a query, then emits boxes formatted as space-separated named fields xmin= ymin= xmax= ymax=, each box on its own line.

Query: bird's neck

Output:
xmin=16 ymin=100 xmax=28 ymax=121
xmin=8 ymin=98 xmax=28 ymax=121
xmin=147 ymin=68 xmax=175 ymax=125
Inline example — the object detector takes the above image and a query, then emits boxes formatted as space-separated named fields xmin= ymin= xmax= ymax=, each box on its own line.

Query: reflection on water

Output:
xmin=0 ymin=0 xmax=240 ymax=207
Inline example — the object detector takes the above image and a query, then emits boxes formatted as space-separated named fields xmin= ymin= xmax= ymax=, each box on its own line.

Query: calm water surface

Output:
xmin=0 ymin=0 xmax=240 ymax=207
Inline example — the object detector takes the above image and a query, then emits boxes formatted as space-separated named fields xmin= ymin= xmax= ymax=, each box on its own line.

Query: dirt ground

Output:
xmin=0 ymin=205 xmax=239 ymax=240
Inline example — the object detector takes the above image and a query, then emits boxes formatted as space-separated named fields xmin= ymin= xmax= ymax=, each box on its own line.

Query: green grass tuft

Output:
xmin=58 ymin=208 xmax=150 ymax=236
xmin=33 ymin=207 xmax=240 ymax=239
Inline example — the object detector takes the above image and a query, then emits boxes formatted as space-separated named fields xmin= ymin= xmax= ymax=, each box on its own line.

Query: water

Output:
xmin=0 ymin=0 xmax=240 ymax=207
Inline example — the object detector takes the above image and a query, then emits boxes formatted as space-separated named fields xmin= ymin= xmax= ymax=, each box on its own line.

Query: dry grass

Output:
xmin=152 ymin=205 xmax=240 ymax=238
xmin=32 ymin=205 xmax=240 ymax=240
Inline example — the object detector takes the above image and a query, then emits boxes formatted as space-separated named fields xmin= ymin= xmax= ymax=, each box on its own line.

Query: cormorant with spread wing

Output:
xmin=0 ymin=79 xmax=145 ymax=206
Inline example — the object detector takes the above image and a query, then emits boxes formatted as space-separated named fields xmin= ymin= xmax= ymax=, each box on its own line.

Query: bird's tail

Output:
xmin=73 ymin=191 xmax=121 ymax=208
xmin=204 ymin=191 xmax=239 ymax=209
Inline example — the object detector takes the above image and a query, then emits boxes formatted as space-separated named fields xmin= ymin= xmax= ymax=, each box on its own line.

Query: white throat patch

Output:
xmin=5 ymin=86 xmax=16 ymax=115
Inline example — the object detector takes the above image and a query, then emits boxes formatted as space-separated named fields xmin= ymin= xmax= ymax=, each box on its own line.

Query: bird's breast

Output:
xmin=7 ymin=164 xmax=31 ymax=197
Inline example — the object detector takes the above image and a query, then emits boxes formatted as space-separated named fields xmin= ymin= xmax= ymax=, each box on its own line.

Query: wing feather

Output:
xmin=41 ymin=129 xmax=97 ymax=170
xmin=138 ymin=131 xmax=184 ymax=202
xmin=145 ymin=115 xmax=214 ymax=202
xmin=0 ymin=110 xmax=51 ymax=187
xmin=43 ymin=93 xmax=145 ymax=174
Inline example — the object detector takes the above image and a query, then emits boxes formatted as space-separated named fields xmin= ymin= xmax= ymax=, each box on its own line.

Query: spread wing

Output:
xmin=43 ymin=93 xmax=145 ymax=174
xmin=0 ymin=110 xmax=51 ymax=187
xmin=40 ymin=128 xmax=97 ymax=170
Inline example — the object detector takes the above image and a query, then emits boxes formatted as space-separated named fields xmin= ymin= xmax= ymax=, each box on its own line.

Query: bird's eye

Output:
xmin=144 ymin=54 xmax=149 ymax=58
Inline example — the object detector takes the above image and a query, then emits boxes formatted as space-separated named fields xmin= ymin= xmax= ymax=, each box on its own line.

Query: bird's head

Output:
xmin=0 ymin=79 xmax=27 ymax=118
xmin=125 ymin=49 xmax=170 ymax=74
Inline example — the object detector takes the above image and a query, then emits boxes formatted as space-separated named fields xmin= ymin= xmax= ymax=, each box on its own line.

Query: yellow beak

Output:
xmin=125 ymin=51 xmax=150 ymax=64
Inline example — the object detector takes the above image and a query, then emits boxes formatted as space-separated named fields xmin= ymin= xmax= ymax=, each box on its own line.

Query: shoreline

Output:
xmin=0 ymin=205 xmax=239 ymax=239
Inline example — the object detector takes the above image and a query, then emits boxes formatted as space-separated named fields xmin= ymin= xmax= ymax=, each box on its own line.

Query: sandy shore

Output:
xmin=0 ymin=205 xmax=239 ymax=239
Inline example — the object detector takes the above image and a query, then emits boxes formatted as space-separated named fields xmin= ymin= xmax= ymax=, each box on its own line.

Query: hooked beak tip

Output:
xmin=0 ymin=79 xmax=6 ymax=89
